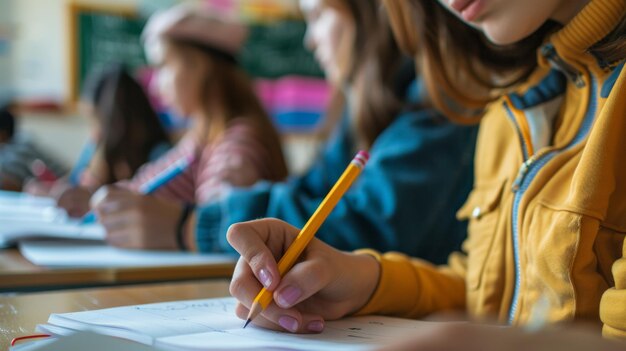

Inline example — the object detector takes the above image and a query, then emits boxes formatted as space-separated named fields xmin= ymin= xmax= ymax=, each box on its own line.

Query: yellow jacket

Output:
xmin=357 ymin=0 xmax=626 ymax=338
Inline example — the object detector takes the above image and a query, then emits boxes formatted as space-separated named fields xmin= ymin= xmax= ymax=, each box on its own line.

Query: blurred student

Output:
xmin=71 ymin=5 xmax=289 ymax=249
xmin=75 ymin=65 xmax=172 ymax=188
xmin=0 ymin=104 xmax=67 ymax=191
xmin=89 ymin=0 xmax=479 ymax=256
xmin=226 ymin=0 xmax=626 ymax=346
xmin=27 ymin=66 xmax=172 ymax=216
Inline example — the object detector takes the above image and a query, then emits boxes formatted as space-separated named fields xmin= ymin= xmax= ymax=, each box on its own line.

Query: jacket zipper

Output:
xmin=505 ymin=63 xmax=597 ymax=324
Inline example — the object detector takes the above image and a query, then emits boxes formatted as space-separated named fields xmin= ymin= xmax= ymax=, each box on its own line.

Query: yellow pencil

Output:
xmin=243 ymin=150 xmax=370 ymax=328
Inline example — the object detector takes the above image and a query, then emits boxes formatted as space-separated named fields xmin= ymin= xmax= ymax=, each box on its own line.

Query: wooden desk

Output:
xmin=0 ymin=279 xmax=231 ymax=350
xmin=0 ymin=249 xmax=235 ymax=293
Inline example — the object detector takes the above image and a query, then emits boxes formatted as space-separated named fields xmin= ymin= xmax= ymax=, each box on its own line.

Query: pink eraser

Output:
xmin=352 ymin=150 xmax=370 ymax=168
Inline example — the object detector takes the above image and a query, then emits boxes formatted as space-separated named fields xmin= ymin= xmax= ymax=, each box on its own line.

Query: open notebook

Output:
xmin=37 ymin=297 xmax=434 ymax=351
xmin=0 ymin=191 xmax=105 ymax=248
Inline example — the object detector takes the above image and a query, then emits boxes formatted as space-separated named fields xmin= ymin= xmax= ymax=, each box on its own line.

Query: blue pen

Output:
xmin=137 ymin=155 xmax=193 ymax=193
xmin=69 ymin=140 xmax=97 ymax=187
xmin=82 ymin=154 xmax=194 ymax=224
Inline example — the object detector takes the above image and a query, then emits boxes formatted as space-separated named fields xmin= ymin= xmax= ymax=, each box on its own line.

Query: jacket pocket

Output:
xmin=522 ymin=202 xmax=624 ymax=323
xmin=457 ymin=179 xmax=507 ymax=290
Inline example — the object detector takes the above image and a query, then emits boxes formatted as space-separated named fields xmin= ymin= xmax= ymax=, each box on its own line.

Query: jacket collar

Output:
xmin=544 ymin=0 xmax=626 ymax=69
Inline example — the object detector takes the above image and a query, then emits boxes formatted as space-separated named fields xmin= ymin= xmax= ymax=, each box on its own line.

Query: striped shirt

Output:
xmin=122 ymin=118 xmax=287 ymax=204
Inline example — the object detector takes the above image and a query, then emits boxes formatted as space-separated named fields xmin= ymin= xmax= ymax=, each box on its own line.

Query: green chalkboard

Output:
xmin=70 ymin=4 xmax=322 ymax=101
xmin=242 ymin=20 xmax=324 ymax=79
xmin=76 ymin=10 xmax=147 ymax=97
xmin=69 ymin=4 xmax=147 ymax=101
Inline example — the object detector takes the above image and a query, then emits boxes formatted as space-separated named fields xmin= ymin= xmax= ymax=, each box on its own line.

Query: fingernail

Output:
xmin=278 ymin=316 xmax=299 ymax=333
xmin=276 ymin=285 xmax=302 ymax=308
xmin=259 ymin=269 xmax=272 ymax=288
xmin=307 ymin=320 xmax=324 ymax=333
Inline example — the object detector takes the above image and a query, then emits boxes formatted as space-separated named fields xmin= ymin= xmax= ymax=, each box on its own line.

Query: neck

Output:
xmin=551 ymin=0 xmax=590 ymax=24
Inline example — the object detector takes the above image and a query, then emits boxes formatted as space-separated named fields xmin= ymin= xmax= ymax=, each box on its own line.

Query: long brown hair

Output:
xmin=82 ymin=65 xmax=171 ymax=184
xmin=382 ymin=0 xmax=555 ymax=122
xmin=168 ymin=40 xmax=288 ymax=179
xmin=382 ymin=1 xmax=626 ymax=122
xmin=591 ymin=17 xmax=626 ymax=65
xmin=320 ymin=0 xmax=406 ymax=148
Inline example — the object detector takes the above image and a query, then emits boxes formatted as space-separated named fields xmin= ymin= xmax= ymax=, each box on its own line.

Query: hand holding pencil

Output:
xmin=228 ymin=151 xmax=381 ymax=333
xmin=90 ymin=186 xmax=188 ymax=250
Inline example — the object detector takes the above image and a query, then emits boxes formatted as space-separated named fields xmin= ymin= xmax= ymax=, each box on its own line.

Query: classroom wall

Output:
xmin=19 ymin=112 xmax=91 ymax=168
xmin=11 ymin=0 xmax=67 ymax=102
xmin=8 ymin=0 xmax=145 ymax=103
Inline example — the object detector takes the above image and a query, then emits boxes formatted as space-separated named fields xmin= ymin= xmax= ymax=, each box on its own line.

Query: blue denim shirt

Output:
xmin=195 ymin=80 xmax=478 ymax=264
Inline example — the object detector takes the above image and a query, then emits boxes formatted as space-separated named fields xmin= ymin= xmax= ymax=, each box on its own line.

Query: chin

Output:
xmin=481 ymin=27 xmax=525 ymax=45
xmin=481 ymin=20 xmax=543 ymax=46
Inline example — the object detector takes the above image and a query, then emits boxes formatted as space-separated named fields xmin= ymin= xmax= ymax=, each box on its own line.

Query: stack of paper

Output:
xmin=0 ymin=191 xmax=105 ymax=248
xmin=0 ymin=191 xmax=237 ymax=268
xmin=0 ymin=190 xmax=56 ymax=206
xmin=38 ymin=297 xmax=433 ymax=351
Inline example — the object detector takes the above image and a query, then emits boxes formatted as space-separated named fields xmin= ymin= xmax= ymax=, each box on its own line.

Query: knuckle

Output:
xmin=304 ymin=263 xmax=326 ymax=284
xmin=229 ymin=277 xmax=244 ymax=298
xmin=264 ymin=218 xmax=284 ymax=227
xmin=246 ymin=249 xmax=268 ymax=272
xmin=98 ymin=187 xmax=111 ymax=199
xmin=226 ymin=223 xmax=238 ymax=238
xmin=226 ymin=223 xmax=244 ymax=245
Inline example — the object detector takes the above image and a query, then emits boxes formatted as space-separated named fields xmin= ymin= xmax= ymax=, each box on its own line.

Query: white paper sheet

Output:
xmin=41 ymin=297 xmax=434 ymax=351
xmin=0 ymin=220 xmax=105 ymax=248
xmin=0 ymin=191 xmax=105 ymax=247
xmin=0 ymin=190 xmax=56 ymax=207
xmin=19 ymin=240 xmax=237 ymax=268
xmin=0 ymin=204 xmax=67 ymax=221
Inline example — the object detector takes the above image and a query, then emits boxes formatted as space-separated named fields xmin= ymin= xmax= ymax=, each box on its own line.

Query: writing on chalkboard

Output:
xmin=77 ymin=12 xmax=147 ymax=95
xmin=242 ymin=20 xmax=323 ymax=78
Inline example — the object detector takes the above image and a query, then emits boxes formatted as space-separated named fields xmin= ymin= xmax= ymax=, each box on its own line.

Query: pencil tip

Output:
xmin=243 ymin=319 xmax=251 ymax=329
